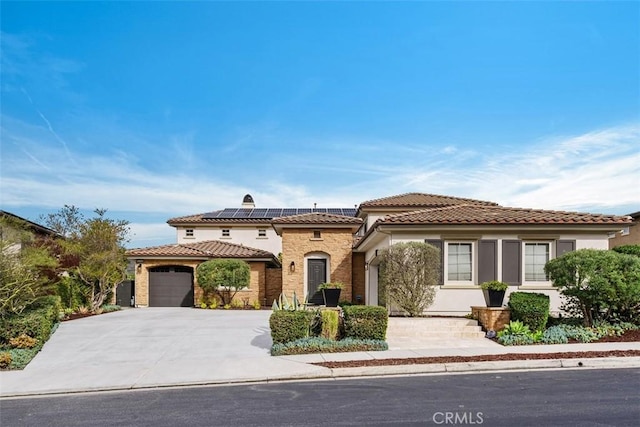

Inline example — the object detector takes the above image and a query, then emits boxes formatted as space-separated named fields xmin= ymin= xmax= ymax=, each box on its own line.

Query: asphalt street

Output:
xmin=2 ymin=368 xmax=639 ymax=427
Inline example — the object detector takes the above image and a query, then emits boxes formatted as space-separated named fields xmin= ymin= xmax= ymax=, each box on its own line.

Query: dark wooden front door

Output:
xmin=307 ymin=259 xmax=327 ymax=296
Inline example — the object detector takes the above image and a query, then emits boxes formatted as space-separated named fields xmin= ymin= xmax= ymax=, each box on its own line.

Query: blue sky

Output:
xmin=1 ymin=1 xmax=638 ymax=248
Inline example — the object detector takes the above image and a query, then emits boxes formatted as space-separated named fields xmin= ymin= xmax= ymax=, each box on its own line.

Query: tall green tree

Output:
xmin=379 ymin=242 xmax=441 ymax=317
xmin=196 ymin=259 xmax=250 ymax=305
xmin=42 ymin=207 xmax=129 ymax=311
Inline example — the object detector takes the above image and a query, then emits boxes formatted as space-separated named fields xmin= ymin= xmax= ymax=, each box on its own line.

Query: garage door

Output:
xmin=149 ymin=266 xmax=194 ymax=307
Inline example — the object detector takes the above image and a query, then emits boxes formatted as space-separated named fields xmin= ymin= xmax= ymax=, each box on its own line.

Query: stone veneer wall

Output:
xmin=281 ymin=228 xmax=354 ymax=302
xmin=135 ymin=259 xmax=269 ymax=307
xmin=352 ymin=252 xmax=366 ymax=304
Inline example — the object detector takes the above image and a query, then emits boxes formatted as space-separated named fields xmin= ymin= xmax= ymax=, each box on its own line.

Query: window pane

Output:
xmin=525 ymin=243 xmax=549 ymax=281
xmin=447 ymin=243 xmax=472 ymax=281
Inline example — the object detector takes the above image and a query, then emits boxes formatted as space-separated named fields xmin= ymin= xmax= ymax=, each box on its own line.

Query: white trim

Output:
xmin=303 ymin=252 xmax=331 ymax=299
xmin=444 ymin=241 xmax=476 ymax=286
xmin=522 ymin=241 xmax=553 ymax=286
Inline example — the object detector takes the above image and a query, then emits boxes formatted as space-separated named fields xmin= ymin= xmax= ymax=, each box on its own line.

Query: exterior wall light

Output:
xmin=289 ymin=261 xmax=295 ymax=272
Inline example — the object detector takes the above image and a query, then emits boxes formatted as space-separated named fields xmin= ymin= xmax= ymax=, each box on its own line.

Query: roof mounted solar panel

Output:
xmin=233 ymin=209 xmax=251 ymax=218
xmin=328 ymin=208 xmax=343 ymax=215
xmin=266 ymin=208 xmax=282 ymax=217
xmin=298 ymin=208 xmax=312 ymax=214
xmin=250 ymin=208 xmax=268 ymax=218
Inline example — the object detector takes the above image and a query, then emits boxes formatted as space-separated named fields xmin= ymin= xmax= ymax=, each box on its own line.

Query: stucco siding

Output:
xmin=176 ymin=226 xmax=282 ymax=255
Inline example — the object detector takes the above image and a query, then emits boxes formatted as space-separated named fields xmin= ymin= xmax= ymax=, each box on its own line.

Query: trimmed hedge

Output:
xmin=271 ymin=337 xmax=388 ymax=356
xmin=342 ymin=305 xmax=388 ymax=341
xmin=269 ymin=311 xmax=313 ymax=344
xmin=508 ymin=292 xmax=550 ymax=332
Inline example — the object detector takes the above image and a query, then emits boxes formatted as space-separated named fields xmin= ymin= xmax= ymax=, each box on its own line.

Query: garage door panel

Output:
xmin=149 ymin=270 xmax=194 ymax=307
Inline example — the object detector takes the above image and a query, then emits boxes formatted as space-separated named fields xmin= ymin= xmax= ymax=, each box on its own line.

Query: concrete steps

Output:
xmin=386 ymin=317 xmax=486 ymax=340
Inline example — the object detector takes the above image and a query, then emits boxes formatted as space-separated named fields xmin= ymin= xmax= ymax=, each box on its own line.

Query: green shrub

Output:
xmin=541 ymin=326 xmax=569 ymax=344
xmin=320 ymin=310 xmax=339 ymax=340
xmin=269 ymin=311 xmax=313 ymax=344
xmin=342 ymin=306 xmax=388 ymax=340
xmin=56 ymin=275 xmax=88 ymax=310
xmin=508 ymin=292 xmax=550 ymax=332
xmin=545 ymin=249 xmax=640 ymax=326
xmin=0 ymin=307 xmax=56 ymax=344
xmin=480 ymin=281 xmax=508 ymax=291
xmin=0 ymin=352 xmax=12 ymax=369
xmin=271 ymin=337 xmax=388 ymax=356
xmin=497 ymin=320 xmax=536 ymax=346
xmin=498 ymin=334 xmax=535 ymax=346
xmin=612 ymin=245 xmax=640 ymax=257
xmin=100 ymin=304 xmax=121 ymax=313
xmin=556 ymin=324 xmax=599 ymax=343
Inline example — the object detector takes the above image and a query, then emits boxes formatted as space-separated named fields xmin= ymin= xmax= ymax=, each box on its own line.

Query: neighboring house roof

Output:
xmin=271 ymin=213 xmax=363 ymax=235
xmin=377 ymin=204 xmax=632 ymax=225
xmin=126 ymin=240 xmax=278 ymax=263
xmin=358 ymin=193 xmax=498 ymax=210
xmin=168 ymin=208 xmax=358 ymax=225
xmin=0 ymin=210 xmax=60 ymax=238
xmin=626 ymin=211 xmax=640 ymax=220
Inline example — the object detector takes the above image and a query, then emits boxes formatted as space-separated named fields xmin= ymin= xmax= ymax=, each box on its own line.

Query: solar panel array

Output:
xmin=202 ymin=208 xmax=357 ymax=219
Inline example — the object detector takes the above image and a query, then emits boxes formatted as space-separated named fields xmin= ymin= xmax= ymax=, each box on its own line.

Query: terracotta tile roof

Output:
xmin=167 ymin=213 xmax=273 ymax=225
xmin=358 ymin=193 xmax=498 ymax=209
xmin=271 ymin=212 xmax=363 ymax=225
xmin=379 ymin=204 xmax=633 ymax=225
xmin=126 ymin=240 xmax=276 ymax=259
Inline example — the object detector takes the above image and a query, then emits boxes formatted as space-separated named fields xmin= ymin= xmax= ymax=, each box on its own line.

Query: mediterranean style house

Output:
xmin=126 ymin=193 xmax=632 ymax=315
xmin=609 ymin=210 xmax=640 ymax=249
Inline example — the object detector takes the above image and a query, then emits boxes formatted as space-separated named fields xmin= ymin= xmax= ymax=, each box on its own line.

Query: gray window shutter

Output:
xmin=425 ymin=239 xmax=444 ymax=285
xmin=556 ymin=240 xmax=576 ymax=257
xmin=478 ymin=240 xmax=497 ymax=284
xmin=502 ymin=240 xmax=521 ymax=286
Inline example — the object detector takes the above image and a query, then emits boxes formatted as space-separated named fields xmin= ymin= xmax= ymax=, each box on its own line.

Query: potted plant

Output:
xmin=318 ymin=282 xmax=343 ymax=307
xmin=480 ymin=280 xmax=508 ymax=307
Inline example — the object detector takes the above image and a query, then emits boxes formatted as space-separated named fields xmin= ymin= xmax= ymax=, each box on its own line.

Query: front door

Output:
xmin=307 ymin=259 xmax=327 ymax=297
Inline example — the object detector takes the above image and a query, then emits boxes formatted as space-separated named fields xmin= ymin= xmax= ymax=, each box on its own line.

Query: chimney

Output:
xmin=242 ymin=194 xmax=255 ymax=208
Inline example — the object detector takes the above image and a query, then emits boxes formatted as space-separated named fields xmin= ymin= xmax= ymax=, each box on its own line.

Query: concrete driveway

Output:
xmin=0 ymin=308 xmax=328 ymax=396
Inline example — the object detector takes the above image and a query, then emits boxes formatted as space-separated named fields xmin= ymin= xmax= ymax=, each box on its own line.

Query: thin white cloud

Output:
xmin=127 ymin=223 xmax=176 ymax=249
xmin=2 ymin=112 xmax=638 ymax=247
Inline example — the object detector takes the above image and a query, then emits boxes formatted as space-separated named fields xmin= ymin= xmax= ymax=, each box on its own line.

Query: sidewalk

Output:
xmin=2 ymin=340 xmax=639 ymax=398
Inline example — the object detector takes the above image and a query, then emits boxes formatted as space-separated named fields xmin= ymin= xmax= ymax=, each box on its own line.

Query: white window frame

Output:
xmin=221 ymin=229 xmax=231 ymax=238
xmin=257 ymin=229 xmax=267 ymax=238
xmin=621 ymin=227 xmax=630 ymax=236
xmin=444 ymin=241 xmax=475 ymax=286
xmin=522 ymin=241 xmax=553 ymax=285
xmin=185 ymin=229 xmax=194 ymax=238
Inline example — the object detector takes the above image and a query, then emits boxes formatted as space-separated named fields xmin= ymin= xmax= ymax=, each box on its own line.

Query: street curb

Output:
xmin=328 ymin=356 xmax=640 ymax=379
xmin=2 ymin=357 xmax=639 ymax=399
